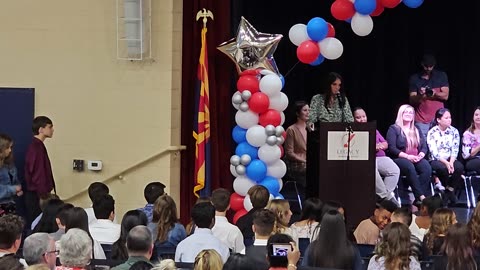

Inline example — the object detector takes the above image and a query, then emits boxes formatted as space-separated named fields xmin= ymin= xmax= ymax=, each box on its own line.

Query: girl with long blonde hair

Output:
xmin=151 ymin=194 xmax=187 ymax=249
xmin=267 ymin=199 xmax=298 ymax=244
xmin=423 ymin=208 xmax=457 ymax=256
xmin=193 ymin=249 xmax=223 ymax=270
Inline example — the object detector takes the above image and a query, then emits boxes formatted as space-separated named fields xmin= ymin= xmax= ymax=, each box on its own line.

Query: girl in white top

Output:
xmin=267 ymin=199 xmax=298 ymax=244
xmin=290 ymin=198 xmax=323 ymax=241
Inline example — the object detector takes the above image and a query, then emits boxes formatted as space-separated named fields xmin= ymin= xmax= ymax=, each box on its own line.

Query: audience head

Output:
xmin=59 ymin=228 xmax=92 ymax=267
xmin=442 ymin=223 xmax=476 ymax=270
xmin=0 ymin=254 xmax=25 ymax=270
xmin=23 ymin=233 xmax=56 ymax=270
xmin=126 ymin=225 xmax=153 ymax=258
xmin=267 ymin=199 xmax=292 ymax=228
xmin=26 ymin=265 xmax=52 ymax=270
xmin=321 ymin=200 xmax=345 ymax=218
xmin=191 ymin=202 xmax=215 ymax=229
xmin=153 ymin=194 xmax=179 ymax=242
xmin=421 ymin=194 xmax=444 ymax=217
xmin=64 ymin=207 xmax=91 ymax=237
xmin=252 ymin=209 xmax=276 ymax=237
xmin=211 ymin=188 xmax=231 ymax=213
xmin=93 ymin=194 xmax=115 ymax=220
xmin=375 ymin=222 xmax=411 ymax=269
xmin=56 ymin=203 xmax=74 ymax=229
xmin=33 ymin=198 xmax=64 ymax=233
xmin=391 ymin=207 xmax=413 ymax=226
xmin=468 ymin=203 xmax=480 ymax=249
xmin=373 ymin=199 xmax=398 ymax=230
xmin=152 ymin=259 xmax=176 ymax=270
xmin=39 ymin=193 xmax=60 ymax=213
xmin=130 ymin=260 xmax=154 ymax=270
xmin=299 ymin=197 xmax=323 ymax=222
xmin=266 ymin=233 xmax=294 ymax=268
xmin=87 ymin=182 xmax=109 ymax=203
xmin=32 ymin=116 xmax=53 ymax=136
xmin=144 ymin=182 xmax=166 ymax=204
xmin=111 ymin=209 xmax=148 ymax=261
xmin=425 ymin=208 xmax=457 ymax=255
xmin=222 ymin=253 xmax=256 ymax=270
xmin=193 ymin=249 xmax=223 ymax=270
xmin=432 ymin=107 xmax=452 ymax=129
xmin=353 ymin=107 xmax=367 ymax=123
xmin=468 ymin=106 xmax=480 ymax=132
xmin=0 ymin=214 xmax=24 ymax=252
xmin=247 ymin=185 xmax=269 ymax=209
xmin=395 ymin=104 xmax=416 ymax=127
xmin=293 ymin=100 xmax=309 ymax=123
xmin=0 ymin=134 xmax=13 ymax=166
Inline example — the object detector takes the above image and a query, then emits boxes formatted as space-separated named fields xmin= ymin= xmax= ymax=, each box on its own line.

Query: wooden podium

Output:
xmin=306 ymin=122 xmax=376 ymax=230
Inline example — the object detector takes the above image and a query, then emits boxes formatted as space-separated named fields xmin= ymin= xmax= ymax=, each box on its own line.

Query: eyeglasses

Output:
xmin=44 ymin=250 xmax=59 ymax=256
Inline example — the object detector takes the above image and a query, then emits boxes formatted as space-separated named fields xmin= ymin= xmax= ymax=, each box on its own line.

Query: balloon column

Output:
xmin=288 ymin=17 xmax=343 ymax=65
xmin=218 ymin=17 xmax=288 ymax=224
xmin=330 ymin=0 xmax=425 ymax=36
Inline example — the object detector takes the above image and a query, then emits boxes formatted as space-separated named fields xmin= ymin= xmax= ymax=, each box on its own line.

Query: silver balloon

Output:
xmin=235 ymin=164 xmax=246 ymax=175
xmin=266 ymin=135 xmax=277 ymax=146
xmin=275 ymin=126 xmax=285 ymax=137
xmin=239 ymin=102 xmax=249 ymax=112
xmin=240 ymin=154 xmax=252 ymax=166
xmin=230 ymin=155 xmax=241 ymax=166
xmin=276 ymin=136 xmax=285 ymax=145
xmin=265 ymin=125 xmax=276 ymax=136
xmin=241 ymin=90 xmax=252 ymax=101
xmin=232 ymin=93 xmax=243 ymax=104
xmin=217 ymin=17 xmax=283 ymax=75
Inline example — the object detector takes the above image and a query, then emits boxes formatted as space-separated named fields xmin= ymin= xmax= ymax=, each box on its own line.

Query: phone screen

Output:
xmin=271 ymin=244 xmax=292 ymax=257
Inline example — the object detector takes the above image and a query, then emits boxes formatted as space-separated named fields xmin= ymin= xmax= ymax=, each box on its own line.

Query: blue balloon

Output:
xmin=232 ymin=125 xmax=247 ymax=144
xmin=306 ymin=17 xmax=328 ymax=42
xmin=259 ymin=176 xmax=280 ymax=195
xmin=235 ymin=142 xmax=258 ymax=160
xmin=403 ymin=0 xmax=423 ymax=8
xmin=354 ymin=0 xmax=376 ymax=15
xmin=279 ymin=75 xmax=285 ymax=88
xmin=246 ymin=159 xmax=267 ymax=182
xmin=310 ymin=55 xmax=325 ymax=66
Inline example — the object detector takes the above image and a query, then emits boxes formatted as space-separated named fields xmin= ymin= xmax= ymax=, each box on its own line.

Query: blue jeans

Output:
xmin=416 ymin=122 xmax=430 ymax=141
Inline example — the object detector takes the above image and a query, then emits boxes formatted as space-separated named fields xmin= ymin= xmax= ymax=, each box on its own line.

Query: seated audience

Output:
xmin=112 ymin=225 xmax=154 ymax=270
xmin=89 ymin=194 xmax=121 ymax=245
xmin=112 ymin=209 xmax=148 ymax=261
xmin=434 ymin=223 xmax=477 ymax=270
xmin=175 ymin=202 xmax=229 ymax=263
xmin=236 ymin=185 xmax=270 ymax=242
xmin=245 ymin=209 xmax=277 ymax=270
xmin=56 ymin=228 xmax=93 ymax=270
xmin=30 ymin=194 xmax=60 ymax=231
xmin=290 ymin=197 xmax=323 ymax=241
xmin=130 ymin=261 xmax=155 ymax=270
xmin=353 ymin=199 xmax=398 ymax=245
xmin=321 ymin=200 xmax=345 ymax=217
xmin=33 ymin=198 xmax=64 ymax=234
xmin=149 ymin=194 xmax=186 ymax=250
xmin=222 ymin=253 xmax=256 ymax=270
xmin=267 ymin=199 xmax=298 ymax=245
xmin=462 ymin=107 xmax=480 ymax=173
xmin=151 ymin=259 xmax=176 ymax=270
xmin=390 ymin=207 xmax=423 ymax=260
xmin=0 ymin=214 xmax=27 ymax=267
xmin=139 ymin=182 xmax=166 ymax=223
xmin=368 ymin=222 xmax=421 ymax=270
xmin=423 ymin=208 xmax=457 ymax=256
xmin=410 ymin=195 xmax=443 ymax=241
xmin=23 ymin=233 xmax=57 ymax=270
xmin=467 ymin=202 xmax=480 ymax=252
xmin=266 ymin=234 xmax=300 ymax=270
xmin=84 ymin=182 xmax=110 ymax=224
xmin=386 ymin=104 xmax=431 ymax=204
xmin=302 ymin=210 xmax=362 ymax=269
xmin=211 ymin=188 xmax=245 ymax=254
xmin=50 ymin=203 xmax=73 ymax=241
xmin=193 ymin=249 xmax=223 ymax=270
xmin=27 ymin=265 xmax=51 ymax=270
xmin=185 ymin=197 xmax=211 ymax=236
xmin=0 ymin=254 xmax=25 ymax=270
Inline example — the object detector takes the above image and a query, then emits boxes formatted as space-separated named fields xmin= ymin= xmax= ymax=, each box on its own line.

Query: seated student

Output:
xmin=267 ymin=199 xmax=298 ymax=245
xmin=237 ymin=185 xmax=270 ymax=242
xmin=30 ymin=193 xmax=60 ymax=230
xmin=111 ymin=210 xmax=148 ymax=261
xmin=353 ymin=199 xmax=398 ymax=245
xmin=148 ymin=194 xmax=186 ymax=249
xmin=185 ymin=196 xmax=211 ymax=236
xmin=175 ymin=202 xmax=229 ymax=263
xmin=222 ymin=253 xmax=257 ymax=270
xmin=211 ymin=188 xmax=245 ymax=254
xmin=32 ymin=198 xmax=64 ymax=234
xmin=434 ymin=223 xmax=478 ymax=270
xmin=265 ymin=234 xmax=300 ymax=270
xmin=50 ymin=203 xmax=74 ymax=241
xmin=245 ymin=209 xmax=277 ymax=270
xmin=469 ymin=203 xmax=480 ymax=252
xmin=111 ymin=225 xmax=154 ymax=270
xmin=84 ymin=182 xmax=110 ymax=224
xmin=390 ymin=207 xmax=423 ymax=260
xmin=193 ymin=249 xmax=224 ymax=270
xmin=290 ymin=197 xmax=323 ymax=241
xmin=0 ymin=214 xmax=27 ymax=267
xmin=423 ymin=208 xmax=457 ymax=256
xmin=410 ymin=194 xmax=443 ymax=241
xmin=23 ymin=233 xmax=57 ymax=270
xmin=138 ymin=181 xmax=166 ymax=223
xmin=89 ymin=194 xmax=121 ymax=245
xmin=462 ymin=107 xmax=480 ymax=174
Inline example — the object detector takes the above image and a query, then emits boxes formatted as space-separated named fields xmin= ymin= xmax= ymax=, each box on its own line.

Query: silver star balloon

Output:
xmin=217 ymin=17 xmax=283 ymax=75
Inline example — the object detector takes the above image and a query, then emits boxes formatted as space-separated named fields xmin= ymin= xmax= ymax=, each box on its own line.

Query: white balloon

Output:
xmin=288 ymin=23 xmax=309 ymax=46
xmin=267 ymin=160 xmax=287 ymax=179
xmin=351 ymin=13 xmax=373 ymax=37
xmin=258 ymin=144 xmax=282 ymax=165
xmin=246 ymin=125 xmax=268 ymax=147
xmin=269 ymin=92 xmax=289 ymax=112
xmin=280 ymin=112 xmax=285 ymax=125
xmin=318 ymin=37 xmax=344 ymax=60
xmin=269 ymin=194 xmax=274 ymax=201
xmin=230 ymin=164 xmax=239 ymax=177
xmin=235 ymin=110 xmax=259 ymax=129
xmin=233 ymin=176 xmax=256 ymax=196
xmin=260 ymin=69 xmax=275 ymax=76
xmin=259 ymin=74 xmax=282 ymax=97
xmin=277 ymin=178 xmax=284 ymax=192
xmin=243 ymin=194 xmax=253 ymax=211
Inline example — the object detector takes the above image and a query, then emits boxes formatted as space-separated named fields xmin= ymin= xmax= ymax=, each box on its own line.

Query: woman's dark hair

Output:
xmin=468 ymin=106 xmax=480 ymax=133
xmin=299 ymin=198 xmax=323 ymax=222
xmin=111 ymin=210 xmax=148 ymax=260
xmin=222 ymin=253 xmax=256 ymax=270
xmin=430 ymin=107 xmax=451 ymax=129
xmin=323 ymin=72 xmax=343 ymax=110
xmin=33 ymin=198 xmax=64 ymax=233
xmin=321 ymin=200 xmax=343 ymax=218
xmin=294 ymin=100 xmax=307 ymax=118
xmin=421 ymin=194 xmax=444 ymax=217
xmin=307 ymin=210 xmax=354 ymax=268
xmin=64 ymin=207 xmax=97 ymax=259
xmin=442 ymin=223 xmax=476 ymax=270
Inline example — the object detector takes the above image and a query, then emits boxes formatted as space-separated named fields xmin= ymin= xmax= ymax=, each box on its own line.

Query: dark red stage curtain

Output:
xmin=180 ymin=0 xmax=233 ymax=224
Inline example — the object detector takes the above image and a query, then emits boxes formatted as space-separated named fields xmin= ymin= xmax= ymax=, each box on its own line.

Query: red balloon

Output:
xmin=237 ymin=75 xmax=260 ymax=93
xmin=230 ymin=192 xmax=245 ymax=212
xmin=297 ymin=40 xmax=320 ymax=64
xmin=381 ymin=0 xmax=401 ymax=8
xmin=327 ymin=23 xmax=336 ymax=38
xmin=233 ymin=209 xmax=248 ymax=224
xmin=259 ymin=109 xmax=282 ymax=127
xmin=248 ymin=92 xmax=270 ymax=114
xmin=279 ymin=145 xmax=284 ymax=158
xmin=282 ymin=131 xmax=287 ymax=140
xmin=371 ymin=0 xmax=385 ymax=16
xmin=331 ymin=0 xmax=355 ymax=21
xmin=240 ymin=69 xmax=260 ymax=76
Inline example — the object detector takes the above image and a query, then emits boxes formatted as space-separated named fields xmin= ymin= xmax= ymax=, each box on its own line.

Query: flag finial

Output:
xmin=196 ymin=8 xmax=214 ymax=28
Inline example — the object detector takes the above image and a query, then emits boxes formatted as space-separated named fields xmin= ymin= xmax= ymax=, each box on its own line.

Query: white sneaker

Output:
xmin=435 ymin=182 xmax=445 ymax=191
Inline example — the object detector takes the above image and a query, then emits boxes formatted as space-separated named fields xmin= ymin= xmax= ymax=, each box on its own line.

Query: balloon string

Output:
xmin=283 ymin=61 xmax=300 ymax=78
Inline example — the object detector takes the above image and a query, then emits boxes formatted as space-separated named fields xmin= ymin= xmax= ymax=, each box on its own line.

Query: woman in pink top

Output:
xmin=462 ymin=107 xmax=480 ymax=173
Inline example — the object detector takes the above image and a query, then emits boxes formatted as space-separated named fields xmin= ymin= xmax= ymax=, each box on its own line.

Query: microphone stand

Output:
xmin=338 ymin=94 xmax=353 ymax=161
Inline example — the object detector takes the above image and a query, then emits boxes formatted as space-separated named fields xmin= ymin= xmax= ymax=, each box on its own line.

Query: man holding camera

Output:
xmin=409 ymin=54 xmax=449 ymax=139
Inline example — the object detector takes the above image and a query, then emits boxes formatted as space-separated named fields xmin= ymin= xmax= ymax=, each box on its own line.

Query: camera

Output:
xmin=425 ymin=86 xmax=434 ymax=97
xmin=269 ymin=243 xmax=292 ymax=257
